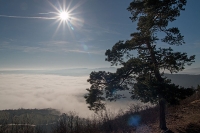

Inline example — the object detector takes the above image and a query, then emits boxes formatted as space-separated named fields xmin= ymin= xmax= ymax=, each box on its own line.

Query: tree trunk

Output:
xmin=159 ymin=98 xmax=167 ymax=130
xmin=146 ymin=43 xmax=169 ymax=131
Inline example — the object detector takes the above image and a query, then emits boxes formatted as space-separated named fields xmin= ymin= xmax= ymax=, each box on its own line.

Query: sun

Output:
xmin=59 ymin=11 xmax=69 ymax=21
xmin=48 ymin=0 xmax=85 ymax=36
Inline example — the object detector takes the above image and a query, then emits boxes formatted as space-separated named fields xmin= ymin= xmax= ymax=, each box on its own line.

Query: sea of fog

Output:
xmin=0 ymin=67 xmax=199 ymax=117
xmin=0 ymin=68 xmax=134 ymax=117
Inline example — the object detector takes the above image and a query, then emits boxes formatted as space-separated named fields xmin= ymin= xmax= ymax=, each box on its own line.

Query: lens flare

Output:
xmin=128 ymin=115 xmax=141 ymax=127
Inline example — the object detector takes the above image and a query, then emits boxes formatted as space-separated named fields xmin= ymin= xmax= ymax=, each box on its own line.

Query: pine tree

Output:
xmin=85 ymin=0 xmax=195 ymax=131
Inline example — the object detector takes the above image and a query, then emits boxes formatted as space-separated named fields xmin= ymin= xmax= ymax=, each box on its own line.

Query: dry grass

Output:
xmin=146 ymin=90 xmax=200 ymax=133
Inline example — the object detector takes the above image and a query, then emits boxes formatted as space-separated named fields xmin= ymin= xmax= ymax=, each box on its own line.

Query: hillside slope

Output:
xmin=148 ymin=91 xmax=200 ymax=133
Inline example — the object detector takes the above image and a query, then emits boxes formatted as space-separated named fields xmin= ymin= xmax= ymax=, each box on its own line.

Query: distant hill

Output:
xmin=0 ymin=108 xmax=60 ymax=125
xmin=0 ymin=67 xmax=117 ymax=76
xmin=165 ymin=74 xmax=200 ymax=88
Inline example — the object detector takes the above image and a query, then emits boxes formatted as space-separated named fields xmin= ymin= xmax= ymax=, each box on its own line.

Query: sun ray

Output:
xmin=53 ymin=20 xmax=63 ymax=38
xmin=46 ymin=0 xmax=87 ymax=39
xmin=67 ymin=0 xmax=86 ymax=15
xmin=66 ymin=0 xmax=73 ymax=13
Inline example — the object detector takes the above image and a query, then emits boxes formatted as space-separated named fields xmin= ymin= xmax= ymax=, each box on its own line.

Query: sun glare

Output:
xmin=48 ymin=0 xmax=85 ymax=36
xmin=59 ymin=11 xmax=69 ymax=21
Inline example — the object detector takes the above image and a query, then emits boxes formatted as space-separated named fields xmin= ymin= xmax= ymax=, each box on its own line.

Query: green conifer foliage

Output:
xmin=85 ymin=0 xmax=195 ymax=131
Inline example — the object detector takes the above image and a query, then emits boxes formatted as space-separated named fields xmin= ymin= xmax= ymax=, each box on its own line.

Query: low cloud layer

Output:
xmin=1 ymin=69 xmax=197 ymax=118
xmin=0 ymin=74 xmax=132 ymax=117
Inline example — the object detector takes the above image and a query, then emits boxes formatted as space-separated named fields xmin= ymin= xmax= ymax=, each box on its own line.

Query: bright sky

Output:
xmin=0 ymin=0 xmax=200 ymax=70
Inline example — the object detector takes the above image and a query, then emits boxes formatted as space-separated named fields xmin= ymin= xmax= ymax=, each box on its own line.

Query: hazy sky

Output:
xmin=0 ymin=0 xmax=199 ymax=70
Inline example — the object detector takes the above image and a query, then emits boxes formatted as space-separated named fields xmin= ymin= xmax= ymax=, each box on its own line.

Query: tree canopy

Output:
xmin=85 ymin=0 xmax=195 ymax=113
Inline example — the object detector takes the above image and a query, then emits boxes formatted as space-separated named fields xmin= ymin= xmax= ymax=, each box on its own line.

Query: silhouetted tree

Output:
xmin=85 ymin=0 xmax=195 ymax=132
